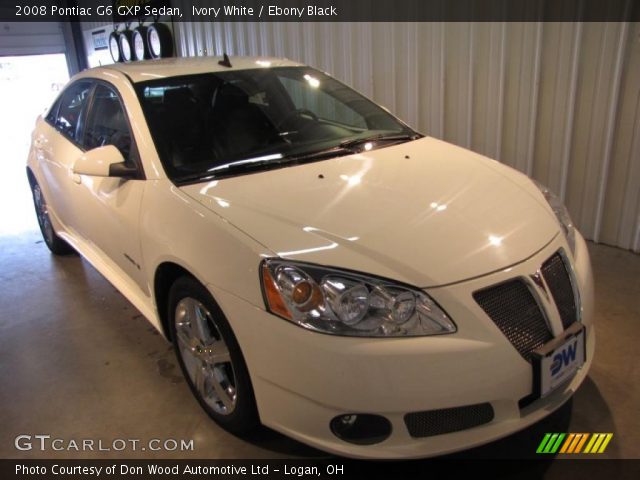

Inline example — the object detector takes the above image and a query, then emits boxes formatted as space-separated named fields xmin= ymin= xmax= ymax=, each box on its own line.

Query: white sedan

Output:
xmin=26 ymin=56 xmax=594 ymax=459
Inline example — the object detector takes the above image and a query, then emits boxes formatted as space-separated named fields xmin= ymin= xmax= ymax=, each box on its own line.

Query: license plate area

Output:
xmin=532 ymin=323 xmax=586 ymax=398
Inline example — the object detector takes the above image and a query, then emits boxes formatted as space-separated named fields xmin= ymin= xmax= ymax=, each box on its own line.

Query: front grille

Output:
xmin=404 ymin=403 xmax=494 ymax=438
xmin=474 ymin=280 xmax=552 ymax=362
xmin=541 ymin=253 xmax=578 ymax=329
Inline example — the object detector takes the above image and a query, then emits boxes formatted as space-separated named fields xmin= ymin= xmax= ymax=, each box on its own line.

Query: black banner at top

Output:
xmin=3 ymin=0 xmax=640 ymax=22
xmin=111 ymin=0 xmax=172 ymax=23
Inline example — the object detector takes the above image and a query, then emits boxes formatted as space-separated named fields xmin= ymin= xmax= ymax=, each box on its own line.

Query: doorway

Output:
xmin=0 ymin=54 xmax=69 ymax=235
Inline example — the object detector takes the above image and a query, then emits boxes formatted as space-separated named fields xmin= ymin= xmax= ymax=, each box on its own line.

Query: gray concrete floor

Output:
xmin=0 ymin=229 xmax=638 ymax=459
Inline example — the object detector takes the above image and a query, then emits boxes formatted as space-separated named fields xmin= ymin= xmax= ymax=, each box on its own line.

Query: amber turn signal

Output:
xmin=262 ymin=263 xmax=292 ymax=319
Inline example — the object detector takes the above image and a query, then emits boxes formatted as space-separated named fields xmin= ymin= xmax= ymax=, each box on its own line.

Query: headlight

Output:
xmin=261 ymin=259 xmax=456 ymax=337
xmin=533 ymin=180 xmax=576 ymax=254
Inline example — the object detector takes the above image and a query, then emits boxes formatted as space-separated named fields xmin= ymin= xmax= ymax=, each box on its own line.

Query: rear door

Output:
xmin=34 ymin=80 xmax=93 ymax=235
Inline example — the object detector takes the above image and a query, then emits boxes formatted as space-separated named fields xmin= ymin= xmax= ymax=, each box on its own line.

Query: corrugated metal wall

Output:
xmin=174 ymin=21 xmax=637 ymax=252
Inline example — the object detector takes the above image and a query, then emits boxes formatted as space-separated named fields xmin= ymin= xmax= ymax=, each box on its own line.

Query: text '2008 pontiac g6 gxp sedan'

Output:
xmin=26 ymin=56 xmax=594 ymax=459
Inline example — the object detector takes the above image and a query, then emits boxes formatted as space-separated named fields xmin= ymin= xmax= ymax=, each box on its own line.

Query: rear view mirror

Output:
xmin=73 ymin=145 xmax=136 ymax=178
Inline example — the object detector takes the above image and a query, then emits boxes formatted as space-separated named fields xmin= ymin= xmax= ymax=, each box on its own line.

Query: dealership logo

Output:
xmin=550 ymin=340 xmax=578 ymax=376
xmin=536 ymin=433 xmax=613 ymax=454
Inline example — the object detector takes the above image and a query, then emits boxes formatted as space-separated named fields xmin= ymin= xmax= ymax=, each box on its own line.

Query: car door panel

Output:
xmin=36 ymin=82 xmax=93 ymax=234
xmin=75 ymin=175 xmax=147 ymax=292
xmin=71 ymin=82 xmax=148 ymax=293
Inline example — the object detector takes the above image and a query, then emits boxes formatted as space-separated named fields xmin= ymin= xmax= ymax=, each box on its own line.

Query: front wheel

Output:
xmin=30 ymin=181 xmax=74 ymax=255
xmin=168 ymin=276 xmax=259 ymax=434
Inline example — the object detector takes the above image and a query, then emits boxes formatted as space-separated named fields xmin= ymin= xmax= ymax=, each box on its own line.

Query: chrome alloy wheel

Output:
xmin=33 ymin=184 xmax=54 ymax=244
xmin=174 ymin=297 xmax=237 ymax=415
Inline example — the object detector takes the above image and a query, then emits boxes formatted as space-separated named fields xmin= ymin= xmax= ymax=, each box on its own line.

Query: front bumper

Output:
xmin=211 ymin=232 xmax=594 ymax=459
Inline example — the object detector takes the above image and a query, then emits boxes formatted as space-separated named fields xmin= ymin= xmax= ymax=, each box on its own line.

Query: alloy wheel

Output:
xmin=33 ymin=184 xmax=54 ymax=244
xmin=174 ymin=297 xmax=237 ymax=415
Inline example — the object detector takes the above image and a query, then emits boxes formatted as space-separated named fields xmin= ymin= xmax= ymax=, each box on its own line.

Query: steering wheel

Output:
xmin=276 ymin=108 xmax=319 ymax=130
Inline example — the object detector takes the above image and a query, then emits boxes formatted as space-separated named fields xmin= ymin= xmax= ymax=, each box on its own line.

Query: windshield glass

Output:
xmin=135 ymin=66 xmax=418 ymax=182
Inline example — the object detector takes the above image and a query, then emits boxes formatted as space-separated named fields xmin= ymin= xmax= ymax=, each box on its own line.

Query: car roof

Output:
xmin=94 ymin=56 xmax=305 ymax=83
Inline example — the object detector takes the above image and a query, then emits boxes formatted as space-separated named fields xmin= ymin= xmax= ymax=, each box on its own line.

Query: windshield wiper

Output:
xmin=175 ymin=157 xmax=289 ymax=184
xmin=285 ymin=145 xmax=354 ymax=162
xmin=174 ymin=146 xmax=354 ymax=184
xmin=339 ymin=133 xmax=420 ymax=150
xmin=174 ymin=134 xmax=421 ymax=184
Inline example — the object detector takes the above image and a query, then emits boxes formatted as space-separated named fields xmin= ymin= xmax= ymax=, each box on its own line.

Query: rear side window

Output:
xmin=83 ymin=84 xmax=134 ymax=162
xmin=45 ymin=97 xmax=61 ymax=125
xmin=54 ymin=82 xmax=92 ymax=142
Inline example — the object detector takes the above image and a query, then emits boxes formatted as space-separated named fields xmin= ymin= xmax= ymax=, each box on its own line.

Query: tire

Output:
xmin=30 ymin=180 xmax=75 ymax=255
xmin=118 ymin=30 xmax=135 ymax=62
xmin=109 ymin=31 xmax=122 ymax=63
xmin=168 ymin=276 xmax=259 ymax=434
xmin=147 ymin=23 xmax=174 ymax=59
xmin=132 ymin=26 xmax=150 ymax=61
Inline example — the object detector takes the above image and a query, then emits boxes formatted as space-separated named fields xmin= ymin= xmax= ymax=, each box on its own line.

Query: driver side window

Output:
xmin=83 ymin=84 xmax=134 ymax=163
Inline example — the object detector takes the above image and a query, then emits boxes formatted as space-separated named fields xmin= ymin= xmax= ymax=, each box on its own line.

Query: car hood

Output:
xmin=180 ymin=137 xmax=559 ymax=287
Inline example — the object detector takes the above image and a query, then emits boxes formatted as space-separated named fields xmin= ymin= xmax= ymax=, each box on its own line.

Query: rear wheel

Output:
xmin=168 ymin=276 xmax=259 ymax=433
xmin=30 ymin=181 xmax=74 ymax=255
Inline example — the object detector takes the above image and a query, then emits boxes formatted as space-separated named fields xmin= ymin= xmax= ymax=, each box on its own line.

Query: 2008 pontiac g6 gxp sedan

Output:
xmin=27 ymin=57 xmax=594 ymax=458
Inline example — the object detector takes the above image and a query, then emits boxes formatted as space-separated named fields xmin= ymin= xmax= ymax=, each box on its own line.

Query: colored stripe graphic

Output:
xmin=536 ymin=433 xmax=565 ymax=453
xmin=584 ymin=433 xmax=614 ymax=454
xmin=550 ymin=433 xmax=565 ymax=453
xmin=537 ymin=433 xmax=552 ymax=453
xmin=566 ymin=433 xmax=587 ymax=453
xmin=598 ymin=433 xmax=613 ymax=453
xmin=584 ymin=434 xmax=598 ymax=453
xmin=538 ymin=433 xmax=613 ymax=454
xmin=544 ymin=433 xmax=559 ymax=453
xmin=559 ymin=433 xmax=575 ymax=453
xmin=574 ymin=433 xmax=589 ymax=453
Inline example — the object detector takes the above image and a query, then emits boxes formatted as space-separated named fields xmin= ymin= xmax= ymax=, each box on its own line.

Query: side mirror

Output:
xmin=73 ymin=145 xmax=137 ymax=179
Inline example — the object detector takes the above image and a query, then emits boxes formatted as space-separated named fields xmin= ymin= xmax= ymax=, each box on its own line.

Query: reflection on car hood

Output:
xmin=180 ymin=137 xmax=560 ymax=287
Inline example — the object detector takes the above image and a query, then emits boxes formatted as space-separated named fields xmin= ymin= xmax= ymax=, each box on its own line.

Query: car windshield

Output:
xmin=135 ymin=66 xmax=419 ymax=183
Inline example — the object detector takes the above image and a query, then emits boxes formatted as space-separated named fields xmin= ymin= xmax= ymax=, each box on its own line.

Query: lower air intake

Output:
xmin=404 ymin=403 xmax=495 ymax=438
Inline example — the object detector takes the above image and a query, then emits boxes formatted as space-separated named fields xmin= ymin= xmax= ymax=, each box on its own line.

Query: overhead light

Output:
xmin=303 ymin=74 xmax=320 ymax=88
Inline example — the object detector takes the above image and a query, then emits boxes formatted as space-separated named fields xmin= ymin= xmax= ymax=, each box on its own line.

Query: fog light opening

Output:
xmin=330 ymin=414 xmax=392 ymax=445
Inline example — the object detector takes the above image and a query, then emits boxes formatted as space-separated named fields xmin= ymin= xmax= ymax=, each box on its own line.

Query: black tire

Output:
xmin=133 ymin=26 xmax=150 ymax=61
xmin=168 ymin=276 xmax=259 ymax=434
xmin=30 ymin=180 xmax=75 ymax=255
xmin=109 ymin=31 xmax=122 ymax=63
xmin=147 ymin=23 xmax=174 ymax=59
xmin=118 ymin=30 xmax=135 ymax=62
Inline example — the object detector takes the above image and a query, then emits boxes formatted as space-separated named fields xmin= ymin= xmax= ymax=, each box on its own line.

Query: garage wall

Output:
xmin=171 ymin=21 xmax=640 ymax=252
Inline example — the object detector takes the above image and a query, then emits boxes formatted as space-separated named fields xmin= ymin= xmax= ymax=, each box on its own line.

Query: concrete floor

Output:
xmin=0 ymin=228 xmax=638 ymax=460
